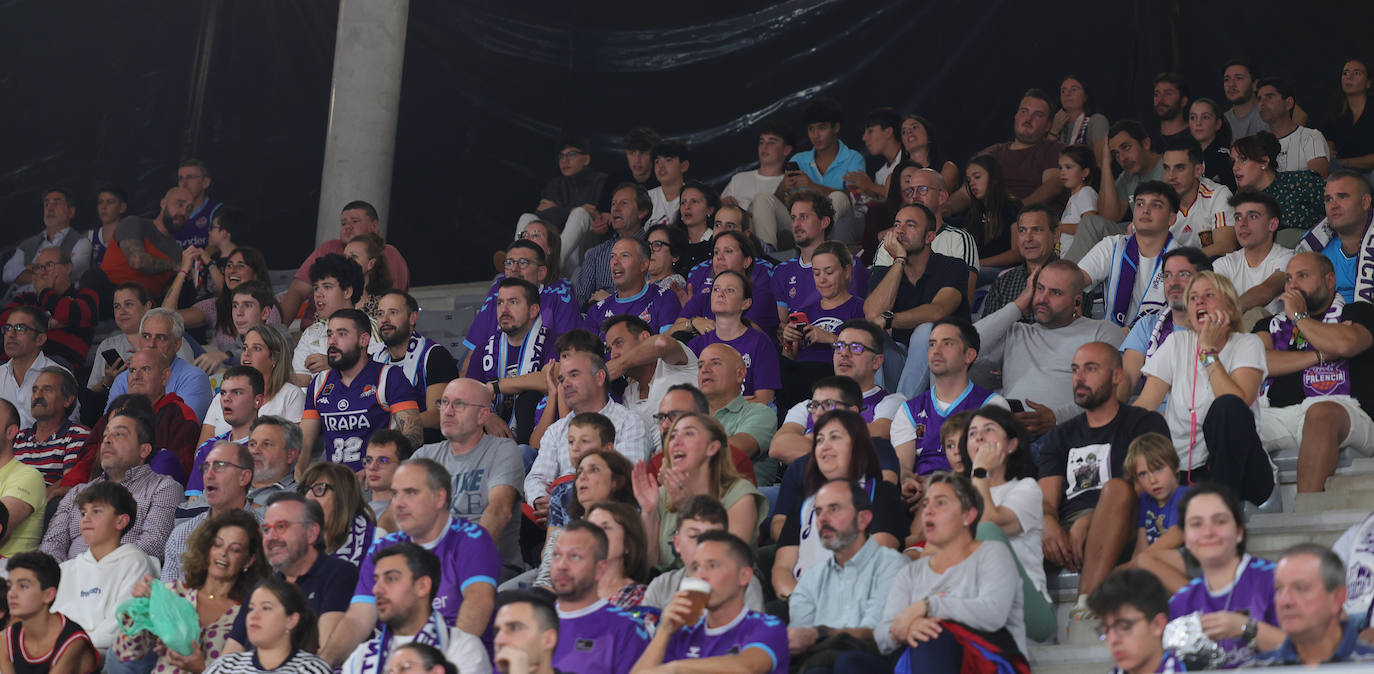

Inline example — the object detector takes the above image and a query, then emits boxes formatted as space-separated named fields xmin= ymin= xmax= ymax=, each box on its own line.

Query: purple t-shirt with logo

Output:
xmin=663 ymin=609 xmax=787 ymax=674
xmin=1169 ymin=554 xmax=1278 ymax=667
xmin=462 ymin=277 xmax=579 ymax=352
xmin=681 ymin=263 xmax=779 ymax=338
xmin=353 ymin=518 xmax=501 ymax=642
xmin=900 ymin=382 xmax=998 ymax=475
xmin=553 ymin=600 xmax=650 ymax=674
xmin=771 ymin=256 xmax=869 ymax=312
xmin=177 ymin=198 xmax=221 ymax=249
xmin=304 ymin=360 xmax=420 ymax=471
xmin=583 ymin=283 xmax=682 ymax=337
xmin=792 ymin=296 xmax=866 ymax=363
xmin=689 ymin=329 xmax=782 ymax=396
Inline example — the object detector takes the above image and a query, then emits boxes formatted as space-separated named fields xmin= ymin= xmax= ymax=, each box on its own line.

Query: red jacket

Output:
xmin=60 ymin=393 xmax=200 ymax=486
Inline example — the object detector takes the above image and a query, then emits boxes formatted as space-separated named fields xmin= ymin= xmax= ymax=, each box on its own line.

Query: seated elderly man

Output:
xmin=104 ymin=308 xmax=212 ymax=422
xmin=85 ymin=283 xmax=195 ymax=416
xmin=696 ymin=343 xmax=778 ymax=485
xmin=0 ymin=247 xmax=98 ymax=367
xmin=40 ymin=406 xmax=181 ymax=562
xmin=161 ymin=439 xmax=261 ymax=582
xmin=0 ymin=307 xmax=70 ymax=429
xmin=1254 ymin=544 xmax=1374 ymax=665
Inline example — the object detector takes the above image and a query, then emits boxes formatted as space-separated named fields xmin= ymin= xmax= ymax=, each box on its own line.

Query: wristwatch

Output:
xmin=1198 ymin=349 xmax=1220 ymax=369
xmin=882 ymin=311 xmax=895 ymax=330
xmin=1291 ymin=311 xmax=1310 ymax=322
xmin=1241 ymin=616 xmax=1259 ymax=645
xmin=971 ymin=467 xmax=989 ymax=479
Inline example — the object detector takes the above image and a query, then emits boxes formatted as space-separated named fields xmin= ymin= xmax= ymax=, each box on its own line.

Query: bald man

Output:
xmin=101 ymin=186 xmax=194 ymax=297
xmin=413 ymin=378 xmax=525 ymax=576
xmin=1258 ymin=252 xmax=1374 ymax=493
xmin=697 ymin=343 xmax=779 ymax=484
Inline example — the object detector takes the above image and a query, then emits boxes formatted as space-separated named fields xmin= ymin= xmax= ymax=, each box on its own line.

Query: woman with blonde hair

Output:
xmin=1135 ymin=271 xmax=1274 ymax=505
xmin=300 ymin=462 xmax=381 ymax=566
xmin=631 ymin=413 xmax=766 ymax=570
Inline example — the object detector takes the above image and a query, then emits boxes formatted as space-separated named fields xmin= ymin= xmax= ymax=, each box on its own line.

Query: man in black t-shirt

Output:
xmin=1037 ymin=341 xmax=1169 ymax=625
xmin=864 ymin=203 xmax=969 ymax=394
xmin=1256 ymin=252 xmax=1374 ymax=493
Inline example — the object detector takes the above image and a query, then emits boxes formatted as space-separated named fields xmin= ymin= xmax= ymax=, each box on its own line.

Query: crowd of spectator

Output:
xmin=2 ymin=57 xmax=1374 ymax=673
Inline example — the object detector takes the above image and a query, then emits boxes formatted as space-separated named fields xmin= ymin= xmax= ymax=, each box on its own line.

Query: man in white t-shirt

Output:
xmin=1258 ymin=77 xmax=1329 ymax=177
xmin=721 ymin=121 xmax=793 ymax=247
xmin=1161 ymin=137 xmax=1236 ymax=257
xmin=647 ymin=140 xmax=690 ymax=226
xmin=602 ymin=314 xmax=697 ymax=440
xmin=1078 ymin=181 xmax=1182 ymax=329
xmin=1134 ymin=287 xmax=1274 ymax=506
xmin=1213 ymin=191 xmax=1292 ymax=315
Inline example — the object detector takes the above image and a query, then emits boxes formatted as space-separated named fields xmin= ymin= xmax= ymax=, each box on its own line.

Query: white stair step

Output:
xmin=1029 ymin=643 xmax=1111 ymax=674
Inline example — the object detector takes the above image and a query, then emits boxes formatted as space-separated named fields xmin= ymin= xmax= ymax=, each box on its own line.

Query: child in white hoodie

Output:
xmin=51 ymin=481 xmax=161 ymax=652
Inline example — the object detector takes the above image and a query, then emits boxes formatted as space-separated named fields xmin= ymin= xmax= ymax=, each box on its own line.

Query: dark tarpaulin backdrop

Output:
xmin=2 ymin=0 xmax=1371 ymax=286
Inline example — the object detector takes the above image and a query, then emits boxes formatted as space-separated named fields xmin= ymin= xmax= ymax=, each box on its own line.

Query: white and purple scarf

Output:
xmin=1107 ymin=233 xmax=1174 ymax=327
xmin=1267 ymin=295 xmax=1351 ymax=397
xmin=1298 ymin=213 xmax=1374 ymax=304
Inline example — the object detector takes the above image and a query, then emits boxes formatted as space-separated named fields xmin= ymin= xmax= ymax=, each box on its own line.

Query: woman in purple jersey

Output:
xmin=1167 ymin=483 xmax=1283 ymax=668
xmin=686 ymin=270 xmax=781 ymax=405
xmin=672 ymin=231 xmax=777 ymax=339
xmin=779 ymin=241 xmax=865 ymax=412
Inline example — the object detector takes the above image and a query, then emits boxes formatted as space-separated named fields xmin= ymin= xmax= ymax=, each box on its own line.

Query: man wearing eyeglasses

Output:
xmin=463 ymin=241 xmax=580 ymax=378
xmin=0 ymin=247 xmax=98 ymax=368
xmin=220 ymin=492 xmax=359 ymax=657
xmin=413 ymin=378 xmax=525 ymax=578
xmin=1120 ymin=248 xmax=1211 ymax=399
xmin=573 ymin=183 xmax=652 ymax=308
xmin=161 ymin=439 xmax=261 ymax=582
xmin=102 ymin=307 xmax=213 ymax=423
xmin=178 ymin=365 xmax=264 ymax=520
xmin=1085 ymin=568 xmax=1183 ymax=674
xmin=1212 ymin=192 xmax=1291 ymax=316
xmin=514 ymin=137 xmax=609 ymax=281
xmin=0 ymin=307 xmax=69 ymax=428
xmin=464 ymin=279 xmax=558 ymax=444
xmin=771 ymin=320 xmax=907 ymax=467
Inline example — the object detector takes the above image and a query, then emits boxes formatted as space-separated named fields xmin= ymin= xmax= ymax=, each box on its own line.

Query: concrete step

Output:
xmin=1029 ymin=643 xmax=1110 ymax=674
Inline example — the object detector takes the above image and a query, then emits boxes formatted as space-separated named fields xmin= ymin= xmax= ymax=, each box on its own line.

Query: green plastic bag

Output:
xmin=115 ymin=580 xmax=200 ymax=656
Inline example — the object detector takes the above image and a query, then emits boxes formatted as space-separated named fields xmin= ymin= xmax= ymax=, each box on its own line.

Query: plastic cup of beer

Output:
xmin=679 ymin=577 xmax=711 ymax=627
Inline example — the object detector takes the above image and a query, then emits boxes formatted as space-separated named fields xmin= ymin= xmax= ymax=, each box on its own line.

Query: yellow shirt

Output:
xmin=0 ymin=457 xmax=46 ymax=557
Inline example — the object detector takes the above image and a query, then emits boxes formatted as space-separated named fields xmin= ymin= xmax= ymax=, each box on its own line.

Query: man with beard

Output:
xmin=1224 ymin=60 xmax=1267 ymax=140
xmin=891 ymin=318 xmax=1004 ymax=481
xmin=1036 ymin=342 xmax=1169 ymax=632
xmin=974 ymin=260 xmax=1122 ymax=438
xmin=863 ymin=203 xmax=967 ymax=394
xmin=976 ymin=205 xmax=1060 ymax=321
xmin=1257 ymin=252 xmax=1374 ymax=493
xmin=944 ymin=89 xmax=1066 ymax=214
xmin=466 ymin=240 xmax=579 ymax=362
xmin=1150 ymin=73 xmax=1191 ymax=149
xmin=1120 ymin=247 xmax=1211 ymax=398
xmin=772 ymin=192 xmax=870 ymax=323
xmin=1160 ymin=137 xmax=1237 ymax=258
xmin=465 ymin=279 xmax=555 ymax=443
xmin=221 ymin=492 xmax=358 ymax=655
xmin=1079 ymin=121 xmax=1164 ymax=236
xmin=160 ymin=439 xmax=258 ymax=581
xmin=787 ymin=480 xmax=907 ymax=670
xmin=1214 ymin=191 xmax=1292 ymax=315
xmin=548 ymin=521 xmax=648 ymax=674
xmin=340 ymin=542 xmax=491 ymax=674
xmin=1296 ymin=170 xmax=1374 ymax=303
xmin=374 ymin=290 xmax=459 ymax=444
xmin=100 ymin=186 xmax=192 ymax=298
xmin=299 ymin=308 xmax=421 ymax=477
